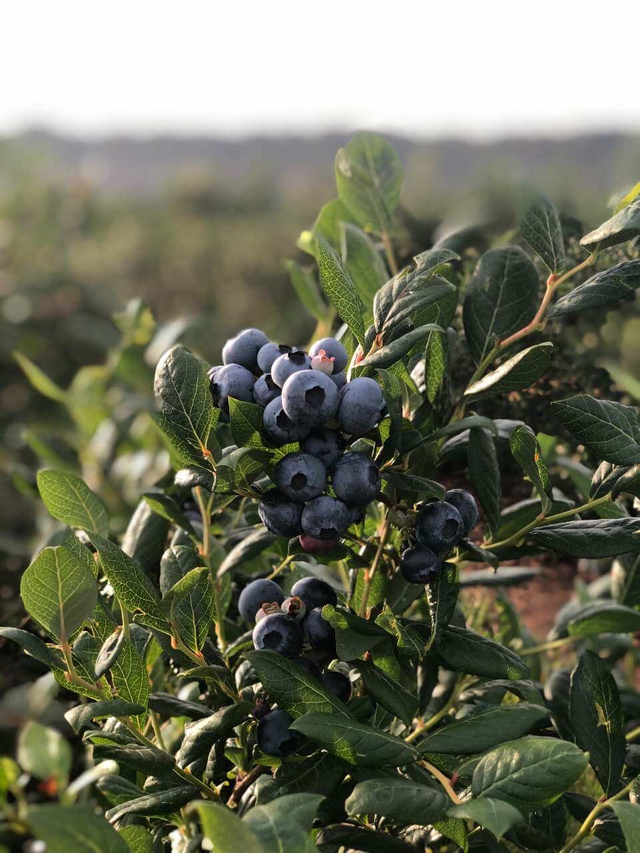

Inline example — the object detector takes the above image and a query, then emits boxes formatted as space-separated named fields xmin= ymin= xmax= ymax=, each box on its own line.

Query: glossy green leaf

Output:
xmin=321 ymin=604 xmax=388 ymax=660
xmin=316 ymin=234 xmax=366 ymax=347
xmin=64 ymin=699 xmax=146 ymax=733
xmin=20 ymin=546 xmax=97 ymax=643
xmin=121 ymin=500 xmax=170 ymax=573
xmin=109 ymin=640 xmax=150 ymax=728
xmin=581 ymin=198 xmax=640 ymax=249
xmin=0 ymin=627 xmax=65 ymax=669
xmin=229 ymin=398 xmax=266 ymax=449
xmin=359 ymin=324 xmax=444 ymax=368
xmin=520 ymin=187 xmax=565 ymax=274
xmin=191 ymin=801 xmax=263 ymax=853
xmin=567 ymin=602 xmax=640 ymax=636
xmin=217 ymin=527 xmax=277 ymax=576
xmin=472 ymin=737 xmax=589 ymax=810
xmin=160 ymin=567 xmax=214 ymax=651
xmin=246 ymin=650 xmax=350 ymax=717
xmin=465 ymin=343 xmax=553 ymax=399
xmin=346 ymin=776 xmax=448 ymax=826
xmin=381 ymin=472 xmax=445 ymax=500
xmin=449 ymin=798 xmax=523 ymax=840
xmin=433 ymin=626 xmax=529 ymax=680
xmin=142 ymin=492 xmax=196 ymax=536
xmin=27 ymin=804 xmax=130 ymax=853
xmin=342 ymin=222 xmax=387 ymax=309
xmin=14 ymin=351 xmax=67 ymax=402
xmin=291 ymin=712 xmax=418 ymax=767
xmin=510 ymin=425 xmax=553 ymax=514
xmin=463 ymin=246 xmax=539 ymax=364
xmin=357 ymin=659 xmax=418 ymax=724
xmin=177 ymin=702 xmax=252 ymax=768
xmin=244 ymin=793 xmax=323 ymax=853
xmin=550 ymin=260 xmax=640 ymax=318
xmin=118 ymin=825 xmax=153 ymax=853
xmin=105 ymin=787 xmax=195 ymax=823
xmin=18 ymin=722 xmax=71 ymax=784
xmin=285 ymin=258 xmax=325 ymax=320
xmin=570 ymin=650 xmax=625 ymax=795
xmin=529 ymin=518 xmax=640 ymax=558
xmin=37 ymin=469 xmax=109 ymax=536
xmin=460 ymin=566 xmax=541 ymax=587
xmin=160 ymin=544 xmax=202 ymax=594
xmin=612 ymin=802 xmax=640 ymax=851
xmin=468 ymin=427 xmax=501 ymax=536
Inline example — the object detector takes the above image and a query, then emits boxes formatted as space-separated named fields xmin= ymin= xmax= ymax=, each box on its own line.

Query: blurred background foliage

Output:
xmin=2 ymin=129 xmax=640 ymax=623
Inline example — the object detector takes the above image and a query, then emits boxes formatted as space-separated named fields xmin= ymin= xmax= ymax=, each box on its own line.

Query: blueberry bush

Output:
xmin=2 ymin=135 xmax=640 ymax=852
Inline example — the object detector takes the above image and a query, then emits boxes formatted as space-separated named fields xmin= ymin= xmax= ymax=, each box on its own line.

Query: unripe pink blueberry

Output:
xmin=281 ymin=595 xmax=306 ymax=622
xmin=311 ymin=350 xmax=335 ymax=375
xmin=299 ymin=534 xmax=339 ymax=554
xmin=255 ymin=601 xmax=283 ymax=623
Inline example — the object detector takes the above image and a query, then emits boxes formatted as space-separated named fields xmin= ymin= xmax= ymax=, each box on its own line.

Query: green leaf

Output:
xmin=18 ymin=722 xmax=71 ymax=784
xmin=551 ymin=394 xmax=640 ymax=465
xmin=118 ymin=825 xmax=153 ymax=853
xmin=417 ymin=703 xmax=548 ymax=755
xmin=64 ymin=699 xmax=146 ymax=733
xmin=27 ymin=804 xmax=130 ymax=853
xmin=520 ymin=187 xmax=565 ymax=275
xmin=342 ymin=222 xmax=388 ymax=309
xmin=20 ymin=546 xmax=97 ymax=643
xmin=468 ymin=427 xmax=501 ymax=537
xmin=285 ymin=258 xmax=325 ymax=321
xmin=160 ymin=567 xmax=214 ymax=651
xmin=154 ymin=345 xmax=216 ymax=469
xmin=381 ymin=472 xmax=445 ymax=500
xmin=244 ymin=793 xmax=323 ymax=853
xmin=229 ymin=398 xmax=267 ymax=449
xmin=357 ymin=659 xmax=418 ymax=724
xmin=176 ymin=702 xmax=252 ymax=768
xmin=472 ymin=737 xmax=589 ymax=811
xmin=581 ymin=198 xmax=640 ymax=249
xmin=37 ymin=470 xmax=109 ymax=537
xmin=615 ymin=181 xmax=640 ymax=213
xmin=110 ymin=640 xmax=150 ymax=729
xmin=290 ymin=713 xmax=418 ymax=767
xmin=0 ymin=627 xmax=65 ymax=669
xmin=14 ymin=351 xmax=67 ymax=402
xmin=381 ymin=280 xmax=456 ymax=333
xmin=449 ymin=798 xmax=523 ymax=840
xmin=358 ymin=324 xmax=444 ymax=368
xmin=121 ymin=500 xmax=170 ymax=573
xmin=346 ymin=776 xmax=448 ymax=826
xmin=510 ymin=425 xmax=553 ymax=514
xmin=570 ymin=650 xmax=625 ymax=795
xmin=91 ymin=535 xmax=168 ymax=633
xmin=246 ymin=650 xmax=350 ymax=718
xmin=465 ymin=343 xmax=553 ymax=399
xmin=160 ymin=544 xmax=202 ymax=594
xmin=217 ymin=527 xmax=277 ymax=576
xmin=316 ymin=824 xmax=417 ymax=853
xmin=425 ymin=327 xmax=448 ymax=404
xmin=316 ymin=234 xmax=366 ymax=348
xmin=567 ymin=602 xmax=640 ymax=637
xmin=460 ymin=566 xmax=541 ymax=587
xmin=549 ymin=260 xmax=640 ymax=318
xmin=105 ymin=787 xmax=196 ymax=823
xmin=612 ymin=802 xmax=640 ymax=851
xmin=335 ymin=132 xmax=403 ymax=236
xmin=463 ymin=246 xmax=540 ymax=364
xmin=433 ymin=626 xmax=529 ymax=681
xmin=191 ymin=801 xmax=263 ymax=853
xmin=142 ymin=492 xmax=195 ymax=536
xmin=92 ymin=743 xmax=174 ymax=776
xmin=528 ymin=518 xmax=640 ymax=558
xmin=321 ymin=604 xmax=388 ymax=660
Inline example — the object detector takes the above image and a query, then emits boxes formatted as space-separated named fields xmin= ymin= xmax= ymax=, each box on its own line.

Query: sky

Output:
xmin=2 ymin=0 xmax=638 ymax=140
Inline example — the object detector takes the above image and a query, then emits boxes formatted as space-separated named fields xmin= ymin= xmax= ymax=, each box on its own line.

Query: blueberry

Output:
xmin=332 ymin=452 xmax=381 ymax=506
xmin=322 ymin=670 xmax=351 ymax=703
xmin=291 ymin=577 xmax=338 ymax=610
xmin=257 ymin=709 xmax=303 ymax=757
xmin=305 ymin=607 xmax=336 ymax=652
xmin=258 ymin=489 xmax=303 ymax=538
xmin=400 ymin=545 xmax=443 ymax=584
xmin=263 ymin=398 xmax=311 ymax=445
xmin=282 ymin=370 xmax=339 ymax=425
xmin=222 ymin=328 xmax=269 ymax=370
xmin=238 ymin=578 xmax=285 ymax=624
xmin=281 ymin=596 xmax=306 ymax=622
xmin=444 ymin=489 xmax=479 ymax=536
xmin=271 ymin=350 xmax=312 ymax=388
xmin=301 ymin=496 xmax=353 ymax=540
xmin=337 ymin=377 xmax=386 ymax=435
xmin=273 ymin=452 xmax=327 ymax=502
xmin=211 ymin=363 xmax=255 ymax=412
xmin=415 ymin=501 xmax=465 ymax=553
xmin=330 ymin=372 xmax=347 ymax=391
xmin=290 ymin=657 xmax=321 ymax=680
xmin=252 ymin=613 xmax=303 ymax=657
xmin=300 ymin=428 xmax=345 ymax=471
xmin=253 ymin=374 xmax=281 ymax=407
xmin=298 ymin=535 xmax=340 ymax=555
xmin=252 ymin=698 xmax=271 ymax=720
xmin=310 ymin=338 xmax=349 ymax=373
xmin=207 ymin=365 xmax=222 ymax=387
xmin=256 ymin=601 xmax=283 ymax=623
xmin=257 ymin=342 xmax=292 ymax=373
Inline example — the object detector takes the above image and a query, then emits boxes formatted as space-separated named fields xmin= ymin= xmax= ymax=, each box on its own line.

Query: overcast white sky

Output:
xmin=2 ymin=0 xmax=638 ymax=139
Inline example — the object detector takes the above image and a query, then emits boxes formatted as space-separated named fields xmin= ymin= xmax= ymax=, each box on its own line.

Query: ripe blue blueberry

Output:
xmin=238 ymin=578 xmax=285 ymax=624
xmin=273 ymin=452 xmax=327 ymax=502
xmin=257 ymin=709 xmax=303 ymax=757
xmin=258 ymin=489 xmax=303 ymax=538
xmin=305 ymin=606 xmax=336 ymax=652
xmin=444 ymin=489 xmax=479 ymax=535
xmin=271 ymin=350 xmax=312 ymax=388
xmin=322 ymin=670 xmax=351 ymax=703
xmin=298 ymin=534 xmax=339 ymax=555
xmin=291 ymin=576 xmax=338 ymax=610
xmin=253 ymin=374 xmax=281 ymax=407
xmin=291 ymin=657 xmax=321 ymax=680
xmin=252 ymin=613 xmax=303 ymax=657
xmin=400 ymin=545 xmax=443 ymax=584
xmin=337 ymin=377 xmax=386 ymax=435
xmin=330 ymin=372 xmax=347 ymax=391
xmin=309 ymin=337 xmax=349 ymax=373
xmin=222 ymin=328 xmax=269 ymax=370
xmin=301 ymin=496 xmax=353 ymax=540
xmin=211 ymin=363 xmax=256 ymax=412
xmin=332 ymin=452 xmax=381 ymax=506
xmin=257 ymin=342 xmax=292 ymax=373
xmin=300 ymin=428 xmax=345 ymax=471
xmin=415 ymin=501 xmax=465 ymax=553
xmin=263 ymin=398 xmax=311 ymax=444
xmin=281 ymin=370 xmax=339 ymax=425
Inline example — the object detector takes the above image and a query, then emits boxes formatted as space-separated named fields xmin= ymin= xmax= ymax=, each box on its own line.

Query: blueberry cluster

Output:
xmin=400 ymin=489 xmax=479 ymax=584
xmin=239 ymin=576 xmax=349 ymax=757
xmin=209 ymin=329 xmax=386 ymax=554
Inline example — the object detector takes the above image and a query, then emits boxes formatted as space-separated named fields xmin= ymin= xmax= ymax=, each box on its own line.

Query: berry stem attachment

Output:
xmin=557 ymin=774 xmax=638 ymax=853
